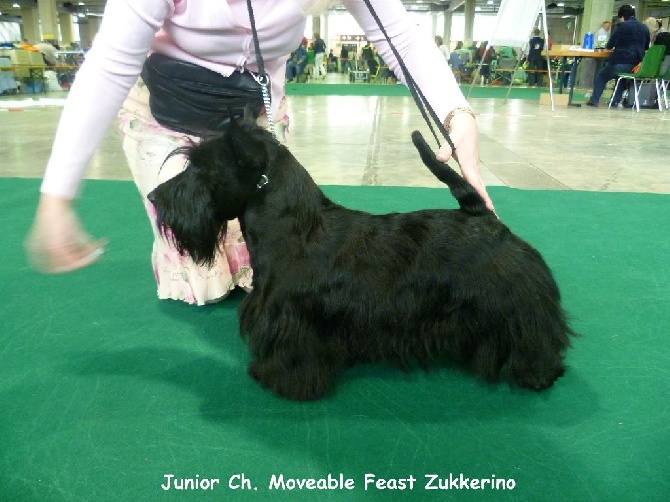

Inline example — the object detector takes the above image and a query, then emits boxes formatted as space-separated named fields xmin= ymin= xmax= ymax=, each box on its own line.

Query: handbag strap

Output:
xmin=246 ymin=0 xmax=275 ymax=137
xmin=360 ymin=0 xmax=456 ymax=153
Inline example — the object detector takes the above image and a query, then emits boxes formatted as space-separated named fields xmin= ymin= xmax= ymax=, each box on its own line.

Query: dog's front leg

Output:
xmin=247 ymin=345 xmax=338 ymax=401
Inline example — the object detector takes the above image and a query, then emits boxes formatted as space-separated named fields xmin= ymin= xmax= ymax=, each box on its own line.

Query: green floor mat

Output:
xmin=2 ymin=179 xmax=668 ymax=501
xmin=285 ymin=83 xmax=584 ymax=101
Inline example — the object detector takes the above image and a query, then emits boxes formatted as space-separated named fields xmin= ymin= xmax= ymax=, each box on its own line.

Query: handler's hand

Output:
xmin=436 ymin=112 xmax=496 ymax=214
xmin=25 ymin=194 xmax=107 ymax=274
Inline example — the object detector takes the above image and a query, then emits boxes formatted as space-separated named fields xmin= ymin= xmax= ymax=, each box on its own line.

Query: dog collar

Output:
xmin=256 ymin=174 xmax=269 ymax=189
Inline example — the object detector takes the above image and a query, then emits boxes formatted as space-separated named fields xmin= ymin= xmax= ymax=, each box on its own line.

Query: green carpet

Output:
xmin=2 ymin=178 xmax=668 ymax=501
xmin=285 ymin=83 xmax=585 ymax=101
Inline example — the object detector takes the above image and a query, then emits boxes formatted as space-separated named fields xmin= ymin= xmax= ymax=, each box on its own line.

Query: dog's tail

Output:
xmin=411 ymin=131 xmax=490 ymax=217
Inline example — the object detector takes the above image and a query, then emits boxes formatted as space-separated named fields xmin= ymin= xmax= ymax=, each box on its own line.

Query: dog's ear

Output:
xmin=225 ymin=122 xmax=276 ymax=177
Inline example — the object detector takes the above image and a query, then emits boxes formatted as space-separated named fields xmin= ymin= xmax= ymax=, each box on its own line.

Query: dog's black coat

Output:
xmin=148 ymin=119 xmax=576 ymax=401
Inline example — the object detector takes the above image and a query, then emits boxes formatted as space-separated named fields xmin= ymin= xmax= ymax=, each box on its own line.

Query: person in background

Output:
xmin=306 ymin=42 xmax=315 ymax=76
xmin=586 ymin=4 xmax=649 ymax=107
xmin=478 ymin=42 xmax=495 ymax=85
xmin=339 ymin=45 xmax=350 ymax=73
xmin=327 ymin=49 xmax=338 ymax=72
xmin=312 ymin=32 xmax=327 ymax=79
xmin=449 ymin=41 xmax=471 ymax=81
xmin=593 ymin=21 xmax=612 ymax=76
xmin=25 ymin=0 xmax=494 ymax=306
xmin=285 ymin=38 xmax=308 ymax=82
xmin=360 ymin=40 xmax=374 ymax=70
xmin=435 ymin=35 xmax=450 ymax=62
xmin=652 ymin=22 xmax=670 ymax=74
xmin=525 ymin=28 xmax=545 ymax=87
xmin=594 ymin=20 xmax=612 ymax=49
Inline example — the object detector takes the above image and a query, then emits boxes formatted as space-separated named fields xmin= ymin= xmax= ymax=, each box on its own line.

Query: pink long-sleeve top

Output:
xmin=41 ymin=0 xmax=469 ymax=198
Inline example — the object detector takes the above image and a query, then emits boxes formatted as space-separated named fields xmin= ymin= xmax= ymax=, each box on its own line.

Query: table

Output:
xmin=0 ymin=64 xmax=79 ymax=93
xmin=542 ymin=48 xmax=611 ymax=107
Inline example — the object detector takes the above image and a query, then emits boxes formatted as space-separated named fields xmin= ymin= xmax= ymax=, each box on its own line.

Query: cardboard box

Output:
xmin=539 ymin=93 xmax=570 ymax=106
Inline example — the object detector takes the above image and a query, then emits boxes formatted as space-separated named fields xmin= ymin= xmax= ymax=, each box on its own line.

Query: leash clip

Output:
xmin=256 ymin=174 xmax=269 ymax=189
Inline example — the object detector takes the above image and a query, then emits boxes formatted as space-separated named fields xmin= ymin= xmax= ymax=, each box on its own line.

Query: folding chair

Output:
xmin=655 ymin=63 xmax=670 ymax=110
xmin=608 ymin=45 xmax=666 ymax=111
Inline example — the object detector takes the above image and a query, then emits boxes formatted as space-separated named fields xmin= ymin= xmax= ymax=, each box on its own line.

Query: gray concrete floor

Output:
xmin=2 ymin=74 xmax=669 ymax=195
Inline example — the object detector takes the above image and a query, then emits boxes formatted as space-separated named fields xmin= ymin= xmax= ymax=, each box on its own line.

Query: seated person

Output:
xmin=586 ymin=4 xmax=650 ymax=106
xmin=285 ymin=38 xmax=308 ymax=82
xmin=327 ymin=49 xmax=338 ymax=72
xmin=449 ymin=50 xmax=464 ymax=71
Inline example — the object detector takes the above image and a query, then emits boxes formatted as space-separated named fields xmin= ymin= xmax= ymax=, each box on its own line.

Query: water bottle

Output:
xmin=582 ymin=32 xmax=594 ymax=50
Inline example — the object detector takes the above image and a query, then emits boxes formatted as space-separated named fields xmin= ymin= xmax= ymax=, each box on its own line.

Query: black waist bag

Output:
xmin=141 ymin=53 xmax=266 ymax=136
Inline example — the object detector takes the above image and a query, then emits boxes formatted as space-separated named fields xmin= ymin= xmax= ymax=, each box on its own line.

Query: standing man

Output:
xmin=340 ymin=45 xmax=350 ymax=73
xmin=526 ymin=28 xmax=545 ymax=87
xmin=586 ymin=4 xmax=649 ymax=107
xmin=313 ymin=32 xmax=327 ymax=79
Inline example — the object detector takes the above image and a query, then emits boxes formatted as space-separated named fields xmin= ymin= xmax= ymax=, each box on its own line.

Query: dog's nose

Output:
xmin=147 ymin=191 xmax=156 ymax=204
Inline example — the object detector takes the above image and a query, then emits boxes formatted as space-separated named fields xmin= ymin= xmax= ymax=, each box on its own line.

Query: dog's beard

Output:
xmin=149 ymin=171 xmax=227 ymax=267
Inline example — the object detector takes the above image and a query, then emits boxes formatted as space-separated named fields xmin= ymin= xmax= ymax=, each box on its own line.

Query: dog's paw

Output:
xmin=248 ymin=360 xmax=333 ymax=401
xmin=509 ymin=365 xmax=565 ymax=391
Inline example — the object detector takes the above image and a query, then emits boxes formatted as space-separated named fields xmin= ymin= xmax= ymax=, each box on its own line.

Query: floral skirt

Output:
xmin=118 ymin=78 xmax=287 ymax=305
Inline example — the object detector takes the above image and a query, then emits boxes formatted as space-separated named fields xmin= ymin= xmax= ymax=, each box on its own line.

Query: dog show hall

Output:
xmin=2 ymin=1 xmax=670 ymax=501
xmin=3 ymin=81 xmax=668 ymax=502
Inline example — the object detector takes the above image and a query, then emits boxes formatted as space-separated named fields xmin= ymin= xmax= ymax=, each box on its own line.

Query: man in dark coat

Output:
xmin=586 ymin=4 xmax=650 ymax=106
xmin=526 ymin=28 xmax=545 ymax=86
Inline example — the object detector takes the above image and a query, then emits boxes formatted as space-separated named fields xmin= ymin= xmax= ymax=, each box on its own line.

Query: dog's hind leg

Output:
xmin=470 ymin=338 xmax=510 ymax=383
xmin=507 ymin=356 xmax=566 ymax=391
xmin=505 ymin=324 xmax=570 ymax=391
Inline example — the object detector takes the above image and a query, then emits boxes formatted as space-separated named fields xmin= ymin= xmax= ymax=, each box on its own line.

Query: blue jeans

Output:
xmin=589 ymin=62 xmax=634 ymax=105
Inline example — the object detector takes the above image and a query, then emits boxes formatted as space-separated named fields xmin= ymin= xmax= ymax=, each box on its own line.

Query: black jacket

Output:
xmin=607 ymin=17 xmax=650 ymax=65
xmin=527 ymin=36 xmax=545 ymax=61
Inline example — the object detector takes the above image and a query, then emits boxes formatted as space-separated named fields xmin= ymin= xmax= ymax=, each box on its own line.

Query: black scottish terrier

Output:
xmin=147 ymin=119 xmax=576 ymax=401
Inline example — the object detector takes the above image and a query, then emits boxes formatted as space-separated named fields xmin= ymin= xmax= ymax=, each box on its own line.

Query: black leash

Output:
xmin=360 ymin=0 xmax=456 ymax=152
xmin=246 ymin=0 xmax=275 ymax=137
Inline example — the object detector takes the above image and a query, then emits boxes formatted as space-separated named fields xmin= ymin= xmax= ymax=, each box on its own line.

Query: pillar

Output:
xmin=312 ymin=15 xmax=321 ymax=41
xmin=37 ymin=0 xmax=59 ymax=42
xmin=78 ymin=17 xmax=101 ymax=47
xmin=635 ymin=1 xmax=649 ymax=21
xmin=463 ymin=0 xmax=476 ymax=45
xmin=443 ymin=11 xmax=453 ymax=47
xmin=59 ymin=13 xmax=74 ymax=47
xmin=20 ymin=7 xmax=41 ymax=44
xmin=322 ymin=11 xmax=329 ymax=48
